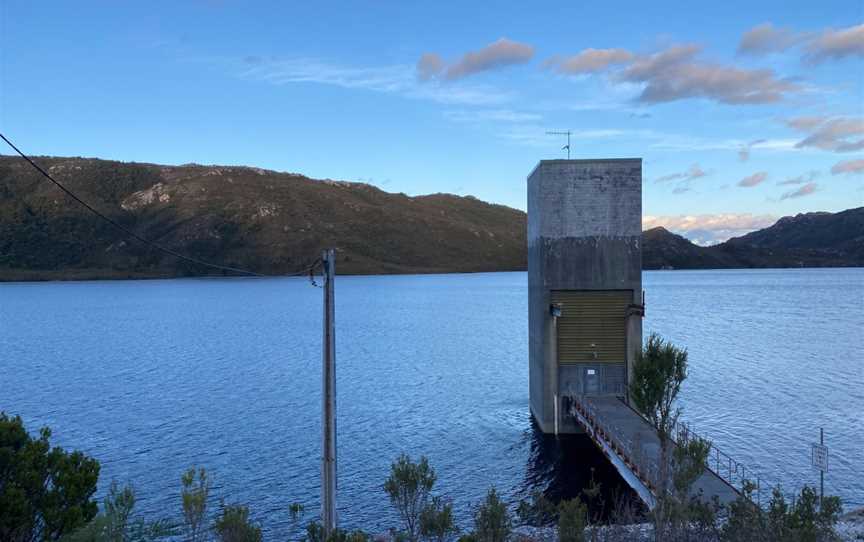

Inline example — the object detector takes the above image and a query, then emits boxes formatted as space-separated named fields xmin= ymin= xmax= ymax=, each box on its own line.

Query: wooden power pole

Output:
xmin=321 ymin=248 xmax=337 ymax=536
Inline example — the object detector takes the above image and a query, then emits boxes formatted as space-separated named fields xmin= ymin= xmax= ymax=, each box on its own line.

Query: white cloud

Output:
xmin=418 ymin=38 xmax=535 ymax=81
xmin=785 ymin=115 xmax=864 ymax=152
xmin=778 ymin=171 xmax=820 ymax=185
xmin=831 ymin=159 xmax=864 ymax=175
xmin=738 ymin=139 xmax=767 ymax=161
xmin=655 ymin=163 xmax=708 ymax=183
xmin=620 ymin=44 xmax=800 ymax=105
xmin=417 ymin=53 xmax=445 ymax=81
xmin=738 ymin=171 xmax=769 ymax=187
xmin=805 ymin=23 xmax=864 ymax=63
xmin=545 ymin=48 xmax=634 ymax=74
xmin=240 ymin=57 xmax=514 ymax=106
xmin=780 ymin=182 xmax=818 ymax=199
xmin=738 ymin=23 xmax=805 ymax=55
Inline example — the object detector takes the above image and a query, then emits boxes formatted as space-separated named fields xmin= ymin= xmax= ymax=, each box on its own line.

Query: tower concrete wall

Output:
xmin=527 ymin=159 xmax=643 ymax=434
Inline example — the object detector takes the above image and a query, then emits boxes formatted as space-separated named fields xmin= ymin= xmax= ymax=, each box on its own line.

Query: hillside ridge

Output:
xmin=1 ymin=155 xmax=861 ymax=280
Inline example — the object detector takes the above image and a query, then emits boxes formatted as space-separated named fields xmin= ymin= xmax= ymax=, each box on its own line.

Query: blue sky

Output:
xmin=1 ymin=1 xmax=862 ymax=243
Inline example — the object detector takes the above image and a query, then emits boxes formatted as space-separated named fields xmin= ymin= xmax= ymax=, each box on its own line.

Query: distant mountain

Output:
xmin=0 ymin=155 xmax=861 ymax=280
xmin=0 ymin=156 xmax=525 ymax=279
xmin=642 ymin=227 xmax=737 ymax=270
xmin=645 ymin=208 xmax=864 ymax=270
xmin=718 ymin=209 xmax=864 ymax=266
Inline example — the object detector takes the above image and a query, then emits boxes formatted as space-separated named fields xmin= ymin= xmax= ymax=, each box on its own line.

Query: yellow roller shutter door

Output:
xmin=552 ymin=290 xmax=631 ymax=363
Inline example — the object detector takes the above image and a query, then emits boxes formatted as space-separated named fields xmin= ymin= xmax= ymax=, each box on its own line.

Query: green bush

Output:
xmin=419 ymin=496 xmax=457 ymax=542
xmin=61 ymin=482 xmax=176 ymax=542
xmin=472 ymin=488 xmax=510 ymax=542
xmin=303 ymin=521 xmax=369 ymax=542
xmin=556 ymin=498 xmax=587 ymax=542
xmin=515 ymin=489 xmax=556 ymax=527
xmin=180 ymin=467 xmax=210 ymax=542
xmin=384 ymin=454 xmax=437 ymax=542
xmin=722 ymin=484 xmax=842 ymax=542
xmin=0 ymin=412 xmax=100 ymax=541
xmin=213 ymin=504 xmax=261 ymax=542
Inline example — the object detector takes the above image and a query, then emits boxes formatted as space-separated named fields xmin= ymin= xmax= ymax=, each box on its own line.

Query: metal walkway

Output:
xmin=566 ymin=395 xmax=743 ymax=509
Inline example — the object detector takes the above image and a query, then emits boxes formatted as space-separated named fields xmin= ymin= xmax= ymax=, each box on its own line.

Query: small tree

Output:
xmin=419 ymin=496 xmax=457 ymax=542
xmin=788 ymin=485 xmax=842 ymax=541
xmin=180 ymin=467 xmax=210 ymax=542
xmin=515 ymin=490 xmax=556 ymax=527
xmin=0 ymin=412 xmax=100 ymax=542
xmin=213 ymin=504 xmax=261 ymax=542
xmin=63 ymin=482 xmax=176 ymax=542
xmin=383 ymin=454 xmax=437 ymax=542
xmin=671 ymin=435 xmax=711 ymax=499
xmin=629 ymin=333 xmax=688 ymax=534
xmin=723 ymin=484 xmax=842 ymax=542
xmin=303 ymin=521 xmax=369 ymax=542
xmin=556 ymin=499 xmax=586 ymax=542
xmin=473 ymin=488 xmax=511 ymax=542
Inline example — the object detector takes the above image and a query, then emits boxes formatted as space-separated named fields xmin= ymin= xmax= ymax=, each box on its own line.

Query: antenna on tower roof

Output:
xmin=546 ymin=130 xmax=571 ymax=160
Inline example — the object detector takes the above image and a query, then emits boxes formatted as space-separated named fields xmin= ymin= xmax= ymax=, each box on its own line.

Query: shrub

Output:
xmin=472 ymin=488 xmax=510 ymax=542
xmin=303 ymin=521 xmax=369 ymax=542
xmin=384 ymin=454 xmax=437 ymax=541
xmin=515 ymin=489 xmax=556 ymax=527
xmin=419 ymin=496 xmax=457 ymax=542
xmin=0 ymin=412 xmax=100 ymax=541
xmin=62 ymin=482 xmax=176 ymax=542
xmin=722 ymin=484 xmax=842 ymax=542
xmin=556 ymin=499 xmax=587 ymax=542
xmin=213 ymin=504 xmax=261 ymax=542
xmin=180 ymin=467 xmax=210 ymax=542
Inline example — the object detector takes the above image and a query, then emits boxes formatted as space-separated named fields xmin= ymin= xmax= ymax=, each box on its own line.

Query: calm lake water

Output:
xmin=1 ymin=268 xmax=862 ymax=535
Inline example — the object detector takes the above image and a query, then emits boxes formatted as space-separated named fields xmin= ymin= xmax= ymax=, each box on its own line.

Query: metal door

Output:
xmin=584 ymin=368 xmax=599 ymax=394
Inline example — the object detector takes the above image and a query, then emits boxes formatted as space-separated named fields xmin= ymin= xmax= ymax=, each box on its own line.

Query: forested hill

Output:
xmin=0 ymin=155 xmax=861 ymax=280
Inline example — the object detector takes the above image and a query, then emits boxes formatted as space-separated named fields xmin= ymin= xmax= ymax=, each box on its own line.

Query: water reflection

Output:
xmin=521 ymin=419 xmax=645 ymax=520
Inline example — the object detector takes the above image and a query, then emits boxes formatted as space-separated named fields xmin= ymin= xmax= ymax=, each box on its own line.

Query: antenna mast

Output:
xmin=546 ymin=130 xmax=572 ymax=159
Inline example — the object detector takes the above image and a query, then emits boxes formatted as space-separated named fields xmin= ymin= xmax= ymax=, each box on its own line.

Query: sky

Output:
xmin=0 ymin=1 xmax=862 ymax=244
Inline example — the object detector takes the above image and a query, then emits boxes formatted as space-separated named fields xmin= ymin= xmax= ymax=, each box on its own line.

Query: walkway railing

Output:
xmin=668 ymin=416 xmax=774 ymax=506
xmin=566 ymin=394 xmax=663 ymax=496
xmin=566 ymin=394 xmax=778 ymax=507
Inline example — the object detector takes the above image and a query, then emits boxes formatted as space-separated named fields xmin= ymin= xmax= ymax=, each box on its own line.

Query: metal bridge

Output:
xmin=565 ymin=394 xmax=769 ymax=510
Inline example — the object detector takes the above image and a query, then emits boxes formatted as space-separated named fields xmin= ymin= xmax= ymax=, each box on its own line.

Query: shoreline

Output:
xmin=1 ymin=264 xmax=862 ymax=284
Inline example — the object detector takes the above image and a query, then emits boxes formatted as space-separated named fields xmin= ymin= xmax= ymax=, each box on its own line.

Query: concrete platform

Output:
xmin=568 ymin=395 xmax=740 ymax=509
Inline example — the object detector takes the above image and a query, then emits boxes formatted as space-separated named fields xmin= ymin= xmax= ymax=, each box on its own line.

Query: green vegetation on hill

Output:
xmin=1 ymin=155 xmax=861 ymax=280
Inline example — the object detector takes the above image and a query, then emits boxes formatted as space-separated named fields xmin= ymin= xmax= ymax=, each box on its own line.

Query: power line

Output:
xmin=1 ymin=132 xmax=322 ymax=279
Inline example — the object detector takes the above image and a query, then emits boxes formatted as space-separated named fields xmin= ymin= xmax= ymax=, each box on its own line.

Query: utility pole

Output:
xmin=321 ymin=248 xmax=337 ymax=536
xmin=546 ymin=130 xmax=572 ymax=159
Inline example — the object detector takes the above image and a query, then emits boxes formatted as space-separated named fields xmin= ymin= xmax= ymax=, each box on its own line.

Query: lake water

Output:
xmin=1 ymin=268 xmax=862 ymax=536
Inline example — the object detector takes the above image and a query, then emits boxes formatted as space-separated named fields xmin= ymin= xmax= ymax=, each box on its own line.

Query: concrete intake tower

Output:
xmin=528 ymin=159 xmax=643 ymax=435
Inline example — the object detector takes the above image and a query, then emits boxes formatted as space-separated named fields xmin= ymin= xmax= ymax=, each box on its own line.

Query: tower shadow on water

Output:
xmin=521 ymin=418 xmax=646 ymax=522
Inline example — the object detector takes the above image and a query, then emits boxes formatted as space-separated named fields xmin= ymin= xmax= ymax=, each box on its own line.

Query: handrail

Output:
xmin=565 ymin=394 xmax=780 ymax=507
